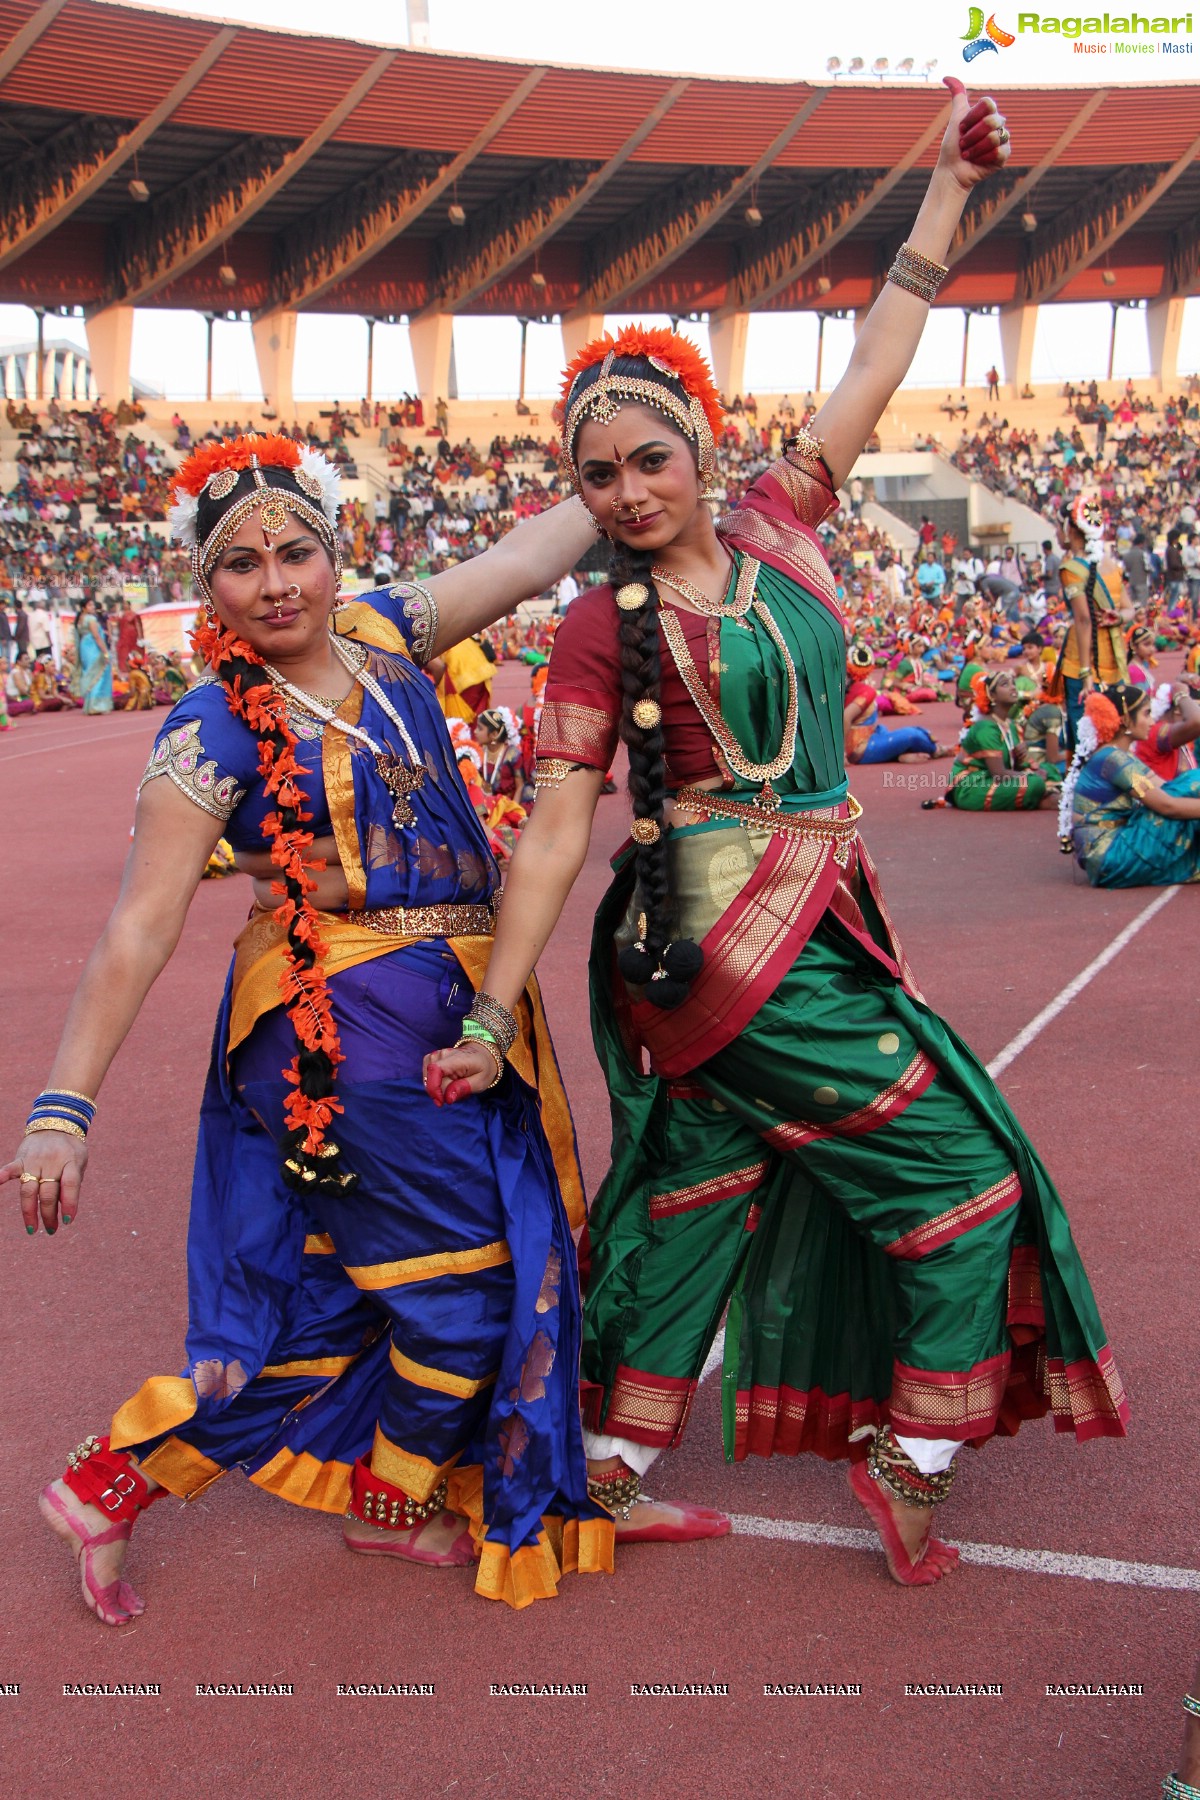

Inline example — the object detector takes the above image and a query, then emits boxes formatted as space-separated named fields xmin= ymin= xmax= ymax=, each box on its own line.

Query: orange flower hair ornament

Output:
xmin=168 ymin=432 xmax=342 ymax=601
xmin=1083 ymin=691 xmax=1122 ymax=744
xmin=557 ymin=324 xmax=724 ymax=494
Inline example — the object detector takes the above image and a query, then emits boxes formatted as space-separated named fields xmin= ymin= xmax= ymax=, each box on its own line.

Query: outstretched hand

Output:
xmin=422 ymin=1043 xmax=497 ymax=1107
xmin=2 ymin=1131 xmax=88 ymax=1235
xmin=938 ymin=76 xmax=1011 ymax=192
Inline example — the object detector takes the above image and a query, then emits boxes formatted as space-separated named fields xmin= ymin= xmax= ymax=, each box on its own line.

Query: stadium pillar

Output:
xmin=998 ymin=302 xmax=1037 ymax=398
xmin=85 ymin=306 xmax=134 ymax=404
xmin=561 ymin=313 xmax=605 ymax=366
xmin=1146 ymin=295 xmax=1184 ymax=392
xmin=252 ymin=308 xmax=297 ymax=418
xmin=410 ymin=312 xmax=454 ymax=409
xmin=708 ymin=312 xmax=749 ymax=402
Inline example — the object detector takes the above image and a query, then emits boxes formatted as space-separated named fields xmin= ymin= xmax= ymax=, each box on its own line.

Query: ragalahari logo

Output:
xmin=962 ymin=8 xmax=1016 ymax=57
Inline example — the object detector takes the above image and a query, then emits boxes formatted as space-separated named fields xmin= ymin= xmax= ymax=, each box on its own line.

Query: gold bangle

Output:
xmin=453 ymin=1036 xmax=504 ymax=1090
xmin=886 ymin=242 xmax=948 ymax=305
xmin=25 ymin=1118 xmax=87 ymax=1141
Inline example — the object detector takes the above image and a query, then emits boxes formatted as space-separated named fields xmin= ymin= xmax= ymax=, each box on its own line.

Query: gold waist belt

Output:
xmin=343 ymin=901 xmax=496 ymax=938
xmin=673 ymin=787 xmax=862 ymax=861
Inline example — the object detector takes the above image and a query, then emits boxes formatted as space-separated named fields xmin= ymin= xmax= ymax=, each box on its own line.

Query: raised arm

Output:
xmin=811 ymin=79 xmax=1010 ymax=489
xmin=423 ymin=767 xmax=604 ymax=1102
xmin=1 ymin=782 xmax=223 ymax=1233
xmin=425 ymin=495 xmax=597 ymax=656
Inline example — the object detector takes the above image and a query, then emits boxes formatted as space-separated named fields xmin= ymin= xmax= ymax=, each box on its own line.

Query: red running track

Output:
xmin=1 ymin=673 xmax=1196 ymax=1800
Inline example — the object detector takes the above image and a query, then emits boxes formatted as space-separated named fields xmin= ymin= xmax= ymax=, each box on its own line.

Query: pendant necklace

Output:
xmin=263 ymin=634 xmax=426 ymax=829
xmin=655 ymin=556 xmax=800 ymax=809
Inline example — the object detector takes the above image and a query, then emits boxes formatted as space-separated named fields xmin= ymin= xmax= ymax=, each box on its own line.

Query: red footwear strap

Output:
xmin=61 ymin=1436 xmax=161 ymax=1524
xmin=345 ymin=1455 xmax=447 ymax=1531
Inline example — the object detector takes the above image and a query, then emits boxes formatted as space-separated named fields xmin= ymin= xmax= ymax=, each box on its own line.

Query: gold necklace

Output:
xmin=658 ymin=577 xmax=800 ymax=808
xmin=264 ymin=636 xmax=426 ymax=828
xmin=652 ymin=553 xmax=755 ymax=620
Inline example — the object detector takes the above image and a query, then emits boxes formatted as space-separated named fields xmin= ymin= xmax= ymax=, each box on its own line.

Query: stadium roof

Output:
xmin=1 ymin=0 xmax=1197 ymax=322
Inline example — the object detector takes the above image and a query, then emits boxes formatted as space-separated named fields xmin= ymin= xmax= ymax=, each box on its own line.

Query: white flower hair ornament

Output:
xmin=167 ymin=486 xmax=200 ymax=548
xmin=298 ymin=446 xmax=342 ymax=528
xmin=1149 ymin=682 xmax=1174 ymax=723
xmin=1057 ymin=714 xmax=1100 ymax=843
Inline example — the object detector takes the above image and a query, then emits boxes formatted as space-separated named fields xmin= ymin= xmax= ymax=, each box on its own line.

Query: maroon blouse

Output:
xmin=536 ymin=454 xmax=839 ymax=786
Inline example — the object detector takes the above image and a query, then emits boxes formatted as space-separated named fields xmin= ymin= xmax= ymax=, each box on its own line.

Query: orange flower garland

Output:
xmin=190 ymin=613 xmax=352 ymax=1182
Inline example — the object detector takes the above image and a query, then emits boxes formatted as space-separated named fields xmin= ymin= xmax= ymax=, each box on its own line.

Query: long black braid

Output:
xmin=607 ymin=544 xmax=703 ymax=1009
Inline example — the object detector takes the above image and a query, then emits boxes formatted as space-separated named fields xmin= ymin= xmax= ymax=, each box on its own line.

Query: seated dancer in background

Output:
xmin=844 ymin=644 xmax=946 ymax=763
xmin=1135 ymin=681 xmax=1200 ymax=783
xmin=4 ymin=432 xmax=610 ymax=1626
xmin=1061 ymin=684 xmax=1200 ymax=885
xmin=428 ymin=82 xmax=1128 ymax=1590
xmin=474 ymin=706 xmax=535 ymax=809
xmin=935 ymin=669 xmax=1060 ymax=811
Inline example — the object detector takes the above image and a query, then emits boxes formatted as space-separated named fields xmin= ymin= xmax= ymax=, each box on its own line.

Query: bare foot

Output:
xmin=342 ymin=1508 xmax=475 ymax=1567
xmin=39 ymin=1480 xmax=145 ymax=1626
xmin=848 ymin=1461 xmax=959 ymax=1586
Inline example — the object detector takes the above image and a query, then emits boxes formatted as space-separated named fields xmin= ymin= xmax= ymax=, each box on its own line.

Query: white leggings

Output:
xmin=583 ymin=1430 xmax=963 ymax=1478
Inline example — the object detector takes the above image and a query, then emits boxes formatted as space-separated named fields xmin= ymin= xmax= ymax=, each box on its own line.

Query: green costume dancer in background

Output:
xmin=427 ymin=85 xmax=1128 ymax=1587
xmin=943 ymin=669 xmax=1061 ymax=811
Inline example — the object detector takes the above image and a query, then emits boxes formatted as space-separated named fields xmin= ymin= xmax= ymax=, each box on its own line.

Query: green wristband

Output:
xmin=459 ymin=1018 xmax=498 ymax=1047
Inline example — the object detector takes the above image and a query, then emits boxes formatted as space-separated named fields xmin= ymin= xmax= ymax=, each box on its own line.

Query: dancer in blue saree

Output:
xmin=4 ymin=434 xmax=610 ymax=1624
xmin=1063 ymin=683 xmax=1200 ymax=885
xmin=74 ymin=598 xmax=113 ymax=714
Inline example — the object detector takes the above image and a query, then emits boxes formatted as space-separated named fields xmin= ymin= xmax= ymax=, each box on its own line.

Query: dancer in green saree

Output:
xmin=427 ymin=83 xmax=1128 ymax=1587
xmin=944 ymin=670 xmax=1061 ymax=810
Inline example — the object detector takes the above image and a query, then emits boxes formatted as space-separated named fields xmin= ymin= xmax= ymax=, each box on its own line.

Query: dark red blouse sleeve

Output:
xmin=535 ymin=588 xmax=622 ymax=771
xmin=745 ymin=452 xmax=840 ymax=528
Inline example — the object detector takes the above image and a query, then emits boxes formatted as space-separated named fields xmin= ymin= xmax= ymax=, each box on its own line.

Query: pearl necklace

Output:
xmin=263 ymin=634 xmax=426 ymax=829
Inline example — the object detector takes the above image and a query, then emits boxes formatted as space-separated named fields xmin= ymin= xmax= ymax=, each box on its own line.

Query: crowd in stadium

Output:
xmin=5 ymin=387 xmax=1200 ymax=839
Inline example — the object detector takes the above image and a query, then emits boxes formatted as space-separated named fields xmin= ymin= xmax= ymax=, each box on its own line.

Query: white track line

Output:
xmin=985 ymin=886 xmax=1180 ymax=1079
xmin=699 ymin=1327 xmax=726 ymax=1385
xmin=0 ymin=723 xmax=153 ymax=767
xmin=729 ymin=1513 xmax=1200 ymax=1592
